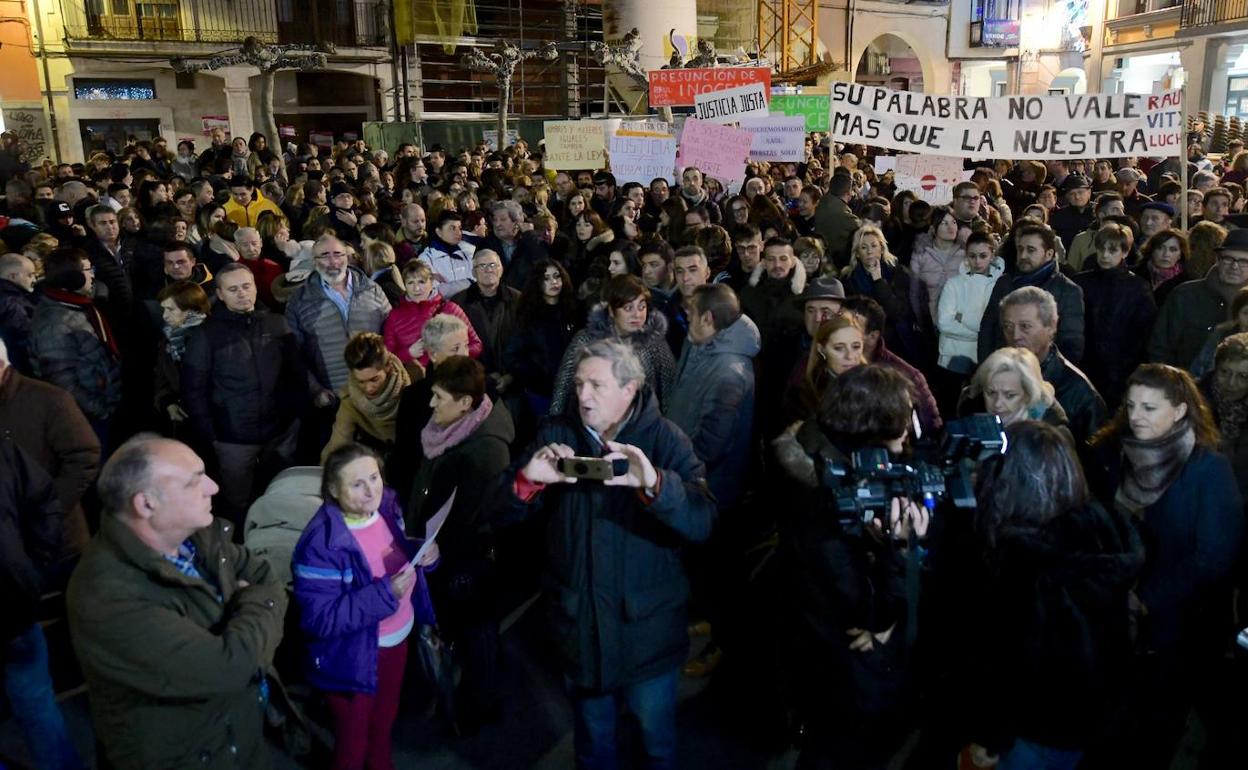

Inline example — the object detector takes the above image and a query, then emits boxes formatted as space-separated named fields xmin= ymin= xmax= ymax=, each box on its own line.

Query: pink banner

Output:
xmin=678 ymin=118 xmax=753 ymax=190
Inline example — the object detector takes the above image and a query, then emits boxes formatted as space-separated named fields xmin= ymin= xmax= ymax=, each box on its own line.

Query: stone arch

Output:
xmin=852 ymin=32 xmax=935 ymax=95
xmin=1048 ymin=66 xmax=1088 ymax=95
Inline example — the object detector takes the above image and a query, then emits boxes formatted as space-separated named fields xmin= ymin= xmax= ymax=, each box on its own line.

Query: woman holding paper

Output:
xmin=292 ymin=442 xmax=439 ymax=770
xmin=410 ymin=355 xmax=515 ymax=732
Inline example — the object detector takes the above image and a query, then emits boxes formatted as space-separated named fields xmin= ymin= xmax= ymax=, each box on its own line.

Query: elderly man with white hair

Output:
xmin=234 ymin=226 xmax=282 ymax=308
xmin=0 ymin=253 xmax=37 ymax=372
xmin=489 ymin=338 xmax=714 ymax=770
xmin=285 ymin=233 xmax=391 ymax=415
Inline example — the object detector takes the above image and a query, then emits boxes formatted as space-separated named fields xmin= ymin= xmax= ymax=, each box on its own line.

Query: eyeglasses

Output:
xmin=1220 ymin=256 xmax=1248 ymax=270
xmin=473 ymin=262 xmax=501 ymax=272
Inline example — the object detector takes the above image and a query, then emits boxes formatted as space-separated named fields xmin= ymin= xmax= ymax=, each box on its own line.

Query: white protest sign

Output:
xmin=483 ymin=128 xmax=520 ymax=151
xmin=739 ymin=115 xmax=806 ymax=162
xmin=873 ymin=156 xmax=897 ymax=173
xmin=693 ymin=81 xmax=770 ymax=125
xmin=829 ymin=82 xmax=1183 ymax=160
xmin=410 ymin=489 xmax=456 ymax=568
xmin=617 ymin=119 xmax=670 ymax=136
xmin=608 ymin=133 xmax=678 ymax=186
xmin=894 ymin=155 xmax=964 ymax=205
xmin=679 ymin=118 xmax=753 ymax=191
xmin=543 ymin=120 xmax=607 ymax=169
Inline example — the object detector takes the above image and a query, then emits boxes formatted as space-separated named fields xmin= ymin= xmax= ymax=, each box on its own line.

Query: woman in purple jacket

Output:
xmin=292 ymin=443 xmax=439 ymax=770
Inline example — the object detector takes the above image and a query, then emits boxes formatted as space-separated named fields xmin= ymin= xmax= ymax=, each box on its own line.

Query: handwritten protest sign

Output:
xmin=615 ymin=119 xmax=671 ymax=137
xmin=739 ymin=116 xmax=806 ymax=162
xmin=894 ymin=155 xmax=964 ymax=205
xmin=608 ymin=133 xmax=677 ymax=186
xmin=694 ymin=81 xmax=769 ymax=124
xmin=770 ymin=94 xmax=830 ymax=133
xmin=483 ymin=129 xmax=520 ymax=151
xmin=1 ymin=107 xmax=48 ymax=164
xmin=678 ymin=118 xmax=752 ymax=191
xmin=544 ymin=120 xmax=607 ymax=169
xmin=829 ymin=82 xmax=1183 ymax=160
xmin=647 ymin=67 xmax=771 ymax=107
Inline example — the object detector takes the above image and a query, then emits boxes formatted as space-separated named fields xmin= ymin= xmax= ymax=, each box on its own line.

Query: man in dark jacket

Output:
xmin=491 ymin=338 xmax=714 ymax=769
xmin=1001 ymin=286 xmax=1106 ymax=447
xmin=0 ymin=253 xmax=37 ymax=373
xmin=0 ymin=340 xmax=100 ymax=565
xmin=451 ymin=248 xmax=519 ymax=382
xmin=67 ymin=435 xmax=287 ymax=770
xmin=182 ymin=262 xmax=305 ymax=529
xmin=978 ymin=223 xmax=1085 ymax=364
xmin=0 ymin=436 xmax=84 ymax=770
xmin=812 ymin=171 xmax=861 ymax=268
xmin=479 ymin=200 xmax=547 ymax=291
xmin=1150 ymin=228 xmax=1248 ymax=368
xmin=741 ymin=237 xmax=807 ymax=438
xmin=1049 ymin=174 xmax=1095 ymax=252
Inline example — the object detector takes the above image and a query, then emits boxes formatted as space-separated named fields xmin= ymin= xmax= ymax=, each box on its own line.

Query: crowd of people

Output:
xmin=2 ymin=122 xmax=1248 ymax=770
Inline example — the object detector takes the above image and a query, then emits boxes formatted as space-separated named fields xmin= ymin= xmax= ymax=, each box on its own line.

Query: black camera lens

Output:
xmin=574 ymin=462 xmax=589 ymax=475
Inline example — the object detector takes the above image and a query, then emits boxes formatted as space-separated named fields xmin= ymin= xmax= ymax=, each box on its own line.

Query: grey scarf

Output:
xmin=1115 ymin=421 xmax=1196 ymax=514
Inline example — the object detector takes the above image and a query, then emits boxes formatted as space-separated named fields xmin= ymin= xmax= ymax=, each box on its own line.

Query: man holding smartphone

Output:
xmin=490 ymin=338 xmax=715 ymax=769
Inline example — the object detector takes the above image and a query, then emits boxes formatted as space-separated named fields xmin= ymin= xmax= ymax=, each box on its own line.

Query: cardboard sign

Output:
xmin=829 ymin=82 xmax=1184 ymax=160
xmin=739 ymin=115 xmax=806 ymax=162
xmin=694 ymin=81 xmax=769 ymax=124
xmin=483 ymin=129 xmax=521 ymax=151
xmin=678 ymin=118 xmax=753 ymax=191
xmin=894 ymin=155 xmax=965 ymax=204
xmin=647 ymin=67 xmax=772 ymax=107
xmin=608 ymin=133 xmax=678 ymax=186
xmin=544 ymin=120 xmax=607 ymax=170
xmin=770 ymin=94 xmax=831 ymax=133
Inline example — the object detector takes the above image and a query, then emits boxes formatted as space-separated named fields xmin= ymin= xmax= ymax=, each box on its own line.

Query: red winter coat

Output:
xmin=382 ymin=292 xmax=482 ymax=367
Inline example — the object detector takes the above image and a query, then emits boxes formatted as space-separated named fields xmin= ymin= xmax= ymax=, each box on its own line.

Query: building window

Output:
xmin=73 ymin=78 xmax=157 ymax=100
xmin=1228 ymin=76 xmax=1248 ymax=119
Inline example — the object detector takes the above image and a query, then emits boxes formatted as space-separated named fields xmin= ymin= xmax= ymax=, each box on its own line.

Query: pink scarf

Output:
xmin=1148 ymin=262 xmax=1184 ymax=290
xmin=421 ymin=395 xmax=493 ymax=458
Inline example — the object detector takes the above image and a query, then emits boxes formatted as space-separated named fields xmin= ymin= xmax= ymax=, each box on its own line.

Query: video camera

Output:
xmin=817 ymin=414 xmax=1007 ymax=535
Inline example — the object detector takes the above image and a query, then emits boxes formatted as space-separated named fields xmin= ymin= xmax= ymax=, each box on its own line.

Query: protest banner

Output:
xmin=1 ymin=106 xmax=49 ymax=164
xmin=828 ymin=82 xmax=1183 ymax=160
xmin=739 ymin=115 xmax=806 ymax=162
xmin=608 ymin=133 xmax=678 ymax=186
xmin=647 ymin=66 xmax=771 ymax=107
xmin=678 ymin=118 xmax=753 ymax=191
xmin=770 ymin=94 xmax=830 ymax=133
xmin=694 ymin=81 xmax=769 ymax=124
xmin=893 ymin=155 xmax=964 ymax=205
xmin=615 ymin=119 xmax=671 ymax=137
xmin=483 ymin=128 xmax=521 ymax=151
xmin=544 ymin=120 xmax=607 ymax=169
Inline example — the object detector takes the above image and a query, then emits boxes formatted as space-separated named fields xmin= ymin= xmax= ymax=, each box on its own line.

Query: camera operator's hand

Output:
xmin=884 ymin=497 xmax=930 ymax=540
xmin=968 ymin=743 xmax=1000 ymax=767
xmin=847 ymin=624 xmax=894 ymax=653
xmin=602 ymin=441 xmax=659 ymax=490
xmin=521 ymin=443 xmax=579 ymax=485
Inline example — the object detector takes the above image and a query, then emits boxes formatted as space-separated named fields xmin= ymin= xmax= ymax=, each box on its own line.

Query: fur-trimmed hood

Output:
xmin=747 ymin=256 xmax=807 ymax=295
xmin=584 ymin=300 xmax=668 ymax=344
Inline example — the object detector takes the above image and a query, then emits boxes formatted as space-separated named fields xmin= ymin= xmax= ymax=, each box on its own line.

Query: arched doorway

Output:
xmin=856 ymin=34 xmax=924 ymax=92
xmin=1048 ymin=66 xmax=1088 ymax=96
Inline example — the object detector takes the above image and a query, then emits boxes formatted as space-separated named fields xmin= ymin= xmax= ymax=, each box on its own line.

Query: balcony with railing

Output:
xmin=60 ymin=0 xmax=388 ymax=47
xmin=1181 ymin=0 xmax=1248 ymax=28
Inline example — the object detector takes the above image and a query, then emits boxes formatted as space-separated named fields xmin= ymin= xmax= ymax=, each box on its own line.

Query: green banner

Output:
xmin=770 ymin=94 xmax=830 ymax=133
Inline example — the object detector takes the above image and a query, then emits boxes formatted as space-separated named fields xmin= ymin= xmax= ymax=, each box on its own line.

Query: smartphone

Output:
xmin=557 ymin=456 xmax=629 ymax=481
xmin=1237 ymin=627 xmax=1248 ymax=651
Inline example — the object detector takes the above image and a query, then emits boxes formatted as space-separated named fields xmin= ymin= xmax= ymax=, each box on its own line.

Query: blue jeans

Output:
xmin=4 ymin=624 xmax=84 ymax=770
xmin=570 ymin=668 xmax=680 ymax=770
xmin=998 ymin=739 xmax=1083 ymax=770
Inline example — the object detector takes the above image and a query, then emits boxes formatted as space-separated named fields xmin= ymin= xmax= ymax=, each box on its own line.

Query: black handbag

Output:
xmin=412 ymin=624 xmax=457 ymax=722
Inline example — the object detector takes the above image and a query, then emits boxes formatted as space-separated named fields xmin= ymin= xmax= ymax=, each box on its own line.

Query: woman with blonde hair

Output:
xmin=363 ymin=240 xmax=404 ymax=307
xmin=842 ymin=223 xmax=921 ymax=362
xmin=960 ymin=346 xmax=1068 ymax=429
